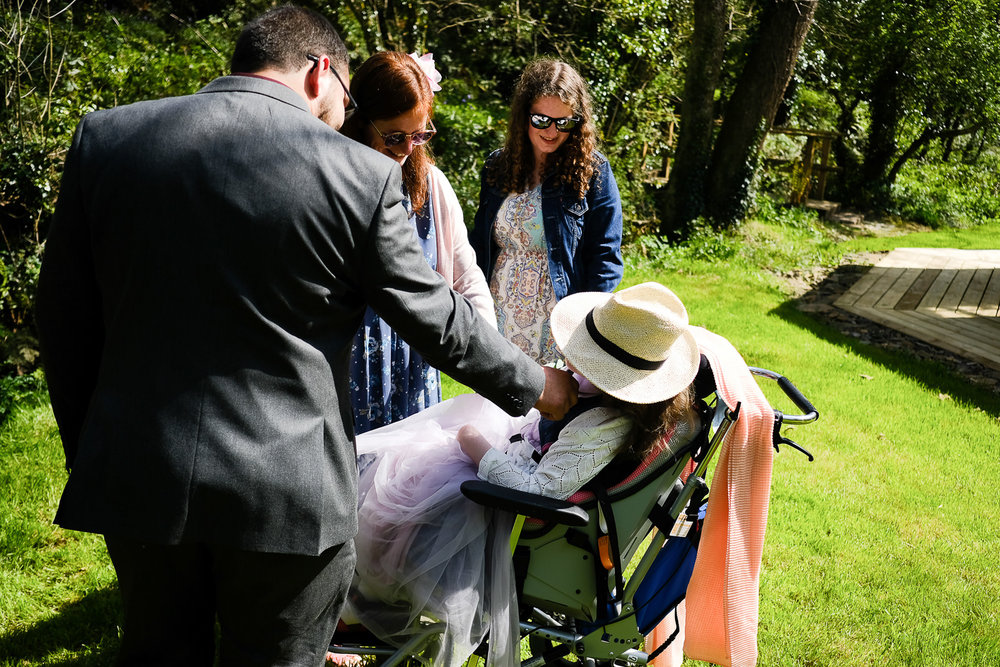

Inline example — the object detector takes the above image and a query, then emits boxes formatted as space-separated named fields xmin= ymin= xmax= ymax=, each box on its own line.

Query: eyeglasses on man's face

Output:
xmin=529 ymin=113 xmax=582 ymax=132
xmin=306 ymin=54 xmax=357 ymax=113
xmin=369 ymin=118 xmax=437 ymax=147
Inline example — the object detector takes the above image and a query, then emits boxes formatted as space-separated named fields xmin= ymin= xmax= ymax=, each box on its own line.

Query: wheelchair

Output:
xmin=329 ymin=357 xmax=818 ymax=666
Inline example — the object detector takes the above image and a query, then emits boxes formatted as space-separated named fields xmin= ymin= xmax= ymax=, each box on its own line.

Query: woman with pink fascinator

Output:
xmin=340 ymin=51 xmax=496 ymax=434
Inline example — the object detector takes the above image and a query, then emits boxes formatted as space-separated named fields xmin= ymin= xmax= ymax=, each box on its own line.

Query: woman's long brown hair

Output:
xmin=340 ymin=51 xmax=435 ymax=212
xmin=487 ymin=58 xmax=598 ymax=200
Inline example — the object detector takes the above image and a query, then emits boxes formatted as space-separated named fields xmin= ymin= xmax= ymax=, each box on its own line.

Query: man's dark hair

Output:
xmin=230 ymin=5 xmax=348 ymax=74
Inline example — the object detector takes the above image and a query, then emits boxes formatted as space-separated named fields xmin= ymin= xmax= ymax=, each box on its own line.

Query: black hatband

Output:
xmin=585 ymin=310 xmax=663 ymax=371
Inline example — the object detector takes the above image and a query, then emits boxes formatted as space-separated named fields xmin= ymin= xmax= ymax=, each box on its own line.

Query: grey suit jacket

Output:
xmin=36 ymin=75 xmax=544 ymax=556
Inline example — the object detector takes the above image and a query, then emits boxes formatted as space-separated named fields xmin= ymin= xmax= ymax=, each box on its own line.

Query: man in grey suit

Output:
xmin=35 ymin=5 xmax=576 ymax=666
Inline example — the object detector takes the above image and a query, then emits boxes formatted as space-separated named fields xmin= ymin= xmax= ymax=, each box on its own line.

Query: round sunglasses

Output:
xmin=529 ymin=113 xmax=582 ymax=132
xmin=369 ymin=118 xmax=437 ymax=147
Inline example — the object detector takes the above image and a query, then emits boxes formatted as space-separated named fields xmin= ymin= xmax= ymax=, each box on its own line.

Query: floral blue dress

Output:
xmin=349 ymin=187 xmax=439 ymax=434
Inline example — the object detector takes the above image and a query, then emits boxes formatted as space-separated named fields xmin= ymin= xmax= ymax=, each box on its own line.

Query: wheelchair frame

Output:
xmin=328 ymin=367 xmax=817 ymax=666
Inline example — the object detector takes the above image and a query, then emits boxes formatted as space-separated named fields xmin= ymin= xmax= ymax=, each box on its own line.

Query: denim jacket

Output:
xmin=470 ymin=150 xmax=624 ymax=301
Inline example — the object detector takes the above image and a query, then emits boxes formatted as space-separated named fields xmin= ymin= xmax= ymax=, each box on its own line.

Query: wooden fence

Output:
xmin=640 ymin=121 xmax=842 ymax=205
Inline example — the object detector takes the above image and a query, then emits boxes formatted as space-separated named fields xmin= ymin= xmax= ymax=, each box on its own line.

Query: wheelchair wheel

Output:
xmin=524 ymin=635 xmax=616 ymax=667
xmin=525 ymin=634 xmax=590 ymax=665
xmin=522 ymin=613 xmax=612 ymax=666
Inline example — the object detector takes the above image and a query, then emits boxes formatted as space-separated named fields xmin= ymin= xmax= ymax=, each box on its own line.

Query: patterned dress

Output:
xmin=349 ymin=187 xmax=439 ymax=434
xmin=489 ymin=186 xmax=560 ymax=364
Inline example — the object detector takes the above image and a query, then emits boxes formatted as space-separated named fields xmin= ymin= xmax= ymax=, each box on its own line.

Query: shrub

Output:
xmin=890 ymin=154 xmax=1000 ymax=228
xmin=0 ymin=246 xmax=42 ymax=362
xmin=0 ymin=368 xmax=46 ymax=426
xmin=432 ymin=91 xmax=507 ymax=221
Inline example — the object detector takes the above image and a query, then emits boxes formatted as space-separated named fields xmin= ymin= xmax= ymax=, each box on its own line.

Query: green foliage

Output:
xmin=351 ymin=0 xmax=694 ymax=232
xmin=432 ymin=91 xmax=506 ymax=218
xmin=626 ymin=194 xmax=838 ymax=287
xmin=0 ymin=3 xmax=234 ymax=378
xmin=758 ymin=132 xmax=811 ymax=203
xmin=751 ymin=193 xmax=824 ymax=232
xmin=0 ymin=240 xmax=42 ymax=331
xmin=0 ymin=243 xmax=42 ymax=384
xmin=625 ymin=216 xmax=744 ymax=275
xmin=3 ymin=5 xmax=234 ymax=215
xmin=683 ymin=220 xmax=739 ymax=263
xmin=575 ymin=0 xmax=686 ymax=234
xmin=805 ymin=0 xmax=1000 ymax=203
xmin=741 ymin=202 xmax=834 ymax=273
xmin=785 ymin=86 xmax=839 ymax=132
xmin=890 ymin=153 xmax=1000 ymax=228
xmin=627 ymin=232 xmax=685 ymax=274
xmin=1 ymin=0 xmax=999 ymax=390
xmin=0 ymin=369 xmax=46 ymax=426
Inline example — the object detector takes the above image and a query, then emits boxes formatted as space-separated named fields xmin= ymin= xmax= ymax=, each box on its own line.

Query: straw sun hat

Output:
xmin=550 ymin=282 xmax=700 ymax=404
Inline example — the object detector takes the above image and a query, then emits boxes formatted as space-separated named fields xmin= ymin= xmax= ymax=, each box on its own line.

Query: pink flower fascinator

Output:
xmin=408 ymin=52 xmax=443 ymax=93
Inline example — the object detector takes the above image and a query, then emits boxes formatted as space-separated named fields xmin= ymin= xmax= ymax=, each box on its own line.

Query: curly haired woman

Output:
xmin=470 ymin=58 xmax=624 ymax=365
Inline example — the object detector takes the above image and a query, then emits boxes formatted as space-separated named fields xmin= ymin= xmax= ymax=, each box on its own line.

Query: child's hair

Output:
xmin=605 ymin=384 xmax=695 ymax=461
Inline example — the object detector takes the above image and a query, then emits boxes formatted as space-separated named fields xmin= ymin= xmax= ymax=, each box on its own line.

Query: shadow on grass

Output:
xmin=772 ymin=264 xmax=1000 ymax=418
xmin=0 ymin=586 xmax=120 ymax=665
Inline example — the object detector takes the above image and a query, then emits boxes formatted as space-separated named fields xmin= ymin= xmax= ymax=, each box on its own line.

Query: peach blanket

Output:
xmin=648 ymin=327 xmax=775 ymax=667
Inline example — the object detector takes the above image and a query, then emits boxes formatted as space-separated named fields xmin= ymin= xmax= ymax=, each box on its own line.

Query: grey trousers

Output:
xmin=105 ymin=536 xmax=355 ymax=667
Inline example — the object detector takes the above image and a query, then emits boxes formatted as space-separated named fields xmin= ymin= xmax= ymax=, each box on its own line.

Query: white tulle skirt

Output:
xmin=346 ymin=393 xmax=539 ymax=666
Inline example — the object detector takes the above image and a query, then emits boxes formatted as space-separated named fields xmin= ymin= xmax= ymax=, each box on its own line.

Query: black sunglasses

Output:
xmin=529 ymin=113 xmax=582 ymax=132
xmin=369 ymin=118 xmax=437 ymax=147
xmin=306 ymin=54 xmax=357 ymax=113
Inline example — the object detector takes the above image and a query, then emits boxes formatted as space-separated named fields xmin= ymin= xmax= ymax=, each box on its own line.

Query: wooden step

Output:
xmin=829 ymin=210 xmax=864 ymax=225
xmin=804 ymin=199 xmax=840 ymax=217
xmin=833 ymin=248 xmax=1000 ymax=372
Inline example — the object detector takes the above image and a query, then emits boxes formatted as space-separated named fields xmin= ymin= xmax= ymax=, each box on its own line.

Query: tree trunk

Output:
xmin=963 ymin=127 xmax=989 ymax=164
xmin=859 ymin=60 xmax=906 ymax=205
xmin=831 ymin=93 xmax=863 ymax=203
xmin=657 ymin=0 xmax=727 ymax=239
xmin=703 ymin=0 xmax=818 ymax=227
xmin=886 ymin=126 xmax=934 ymax=185
xmin=337 ymin=0 xmax=382 ymax=54
xmin=941 ymin=134 xmax=956 ymax=162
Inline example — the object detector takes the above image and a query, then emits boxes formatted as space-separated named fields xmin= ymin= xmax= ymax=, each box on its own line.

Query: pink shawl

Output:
xmin=684 ymin=326 xmax=775 ymax=666
xmin=648 ymin=327 xmax=775 ymax=666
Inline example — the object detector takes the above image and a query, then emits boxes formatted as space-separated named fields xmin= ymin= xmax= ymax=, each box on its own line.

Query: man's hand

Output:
xmin=534 ymin=366 xmax=579 ymax=421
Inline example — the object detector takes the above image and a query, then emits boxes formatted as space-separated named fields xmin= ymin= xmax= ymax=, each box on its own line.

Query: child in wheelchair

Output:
xmin=334 ymin=282 xmax=702 ymax=666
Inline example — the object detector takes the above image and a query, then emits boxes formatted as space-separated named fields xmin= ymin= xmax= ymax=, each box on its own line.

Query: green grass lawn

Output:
xmin=3 ymin=215 xmax=999 ymax=665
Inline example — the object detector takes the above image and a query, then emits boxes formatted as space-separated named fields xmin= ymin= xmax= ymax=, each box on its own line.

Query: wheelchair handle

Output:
xmin=749 ymin=367 xmax=818 ymax=424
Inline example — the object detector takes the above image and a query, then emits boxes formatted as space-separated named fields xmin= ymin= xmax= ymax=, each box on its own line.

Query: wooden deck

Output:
xmin=834 ymin=248 xmax=1000 ymax=371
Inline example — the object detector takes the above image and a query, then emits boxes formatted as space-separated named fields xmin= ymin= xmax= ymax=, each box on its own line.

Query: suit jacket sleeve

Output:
xmin=362 ymin=167 xmax=542 ymax=416
xmin=35 ymin=116 xmax=105 ymax=470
